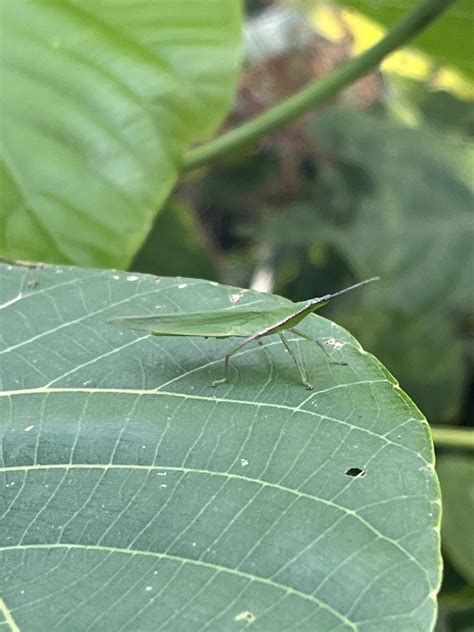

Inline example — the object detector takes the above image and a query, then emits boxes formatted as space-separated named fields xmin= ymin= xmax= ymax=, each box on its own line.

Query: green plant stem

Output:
xmin=182 ymin=0 xmax=455 ymax=172
xmin=431 ymin=426 xmax=474 ymax=450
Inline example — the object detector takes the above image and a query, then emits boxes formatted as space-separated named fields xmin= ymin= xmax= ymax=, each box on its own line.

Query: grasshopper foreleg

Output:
xmin=279 ymin=332 xmax=313 ymax=390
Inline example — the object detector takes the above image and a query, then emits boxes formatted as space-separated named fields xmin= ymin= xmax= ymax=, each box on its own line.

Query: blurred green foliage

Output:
xmin=437 ymin=455 xmax=474 ymax=585
xmin=132 ymin=198 xmax=218 ymax=281
xmin=436 ymin=455 xmax=474 ymax=631
xmin=339 ymin=0 xmax=474 ymax=80
xmin=390 ymin=76 xmax=474 ymax=135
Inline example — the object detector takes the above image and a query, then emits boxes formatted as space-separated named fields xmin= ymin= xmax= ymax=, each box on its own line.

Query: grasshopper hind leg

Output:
xmin=212 ymin=334 xmax=260 ymax=387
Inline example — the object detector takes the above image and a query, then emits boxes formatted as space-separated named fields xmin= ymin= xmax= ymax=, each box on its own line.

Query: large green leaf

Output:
xmin=338 ymin=0 xmax=474 ymax=80
xmin=437 ymin=455 xmax=474 ymax=585
xmin=0 ymin=1 xmax=242 ymax=268
xmin=0 ymin=263 xmax=441 ymax=630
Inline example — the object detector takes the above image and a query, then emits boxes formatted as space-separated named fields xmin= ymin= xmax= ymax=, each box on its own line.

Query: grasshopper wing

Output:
xmin=108 ymin=304 xmax=297 ymax=338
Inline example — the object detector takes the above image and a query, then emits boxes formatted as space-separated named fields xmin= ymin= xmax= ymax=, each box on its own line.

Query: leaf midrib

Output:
xmin=0 ymin=382 xmax=427 ymax=461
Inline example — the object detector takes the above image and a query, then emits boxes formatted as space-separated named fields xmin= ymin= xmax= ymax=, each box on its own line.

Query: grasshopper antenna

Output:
xmin=310 ymin=277 xmax=379 ymax=306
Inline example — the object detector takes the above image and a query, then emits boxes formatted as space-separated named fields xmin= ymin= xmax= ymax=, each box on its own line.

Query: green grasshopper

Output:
xmin=109 ymin=277 xmax=378 ymax=389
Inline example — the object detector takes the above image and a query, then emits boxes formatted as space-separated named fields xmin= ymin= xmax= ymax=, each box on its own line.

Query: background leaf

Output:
xmin=132 ymin=197 xmax=218 ymax=281
xmin=338 ymin=0 xmax=474 ymax=79
xmin=437 ymin=455 xmax=474 ymax=586
xmin=0 ymin=0 xmax=242 ymax=268
xmin=0 ymin=263 xmax=441 ymax=631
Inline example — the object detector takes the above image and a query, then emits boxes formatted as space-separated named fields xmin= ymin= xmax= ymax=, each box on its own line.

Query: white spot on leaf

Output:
xmin=234 ymin=611 xmax=255 ymax=623
xmin=325 ymin=338 xmax=344 ymax=351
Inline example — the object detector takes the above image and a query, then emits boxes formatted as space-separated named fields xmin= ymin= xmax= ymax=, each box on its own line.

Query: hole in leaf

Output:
xmin=345 ymin=467 xmax=366 ymax=478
